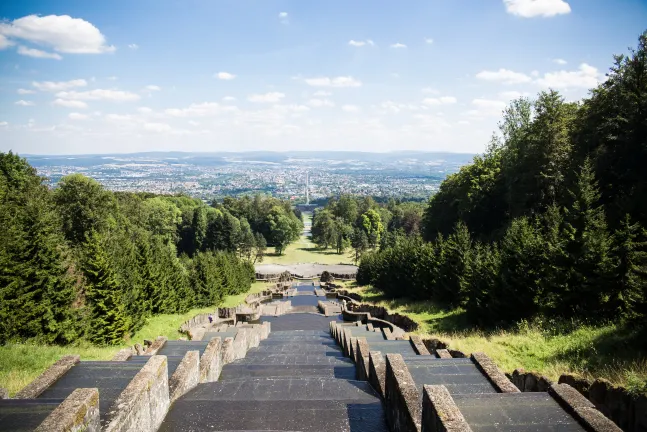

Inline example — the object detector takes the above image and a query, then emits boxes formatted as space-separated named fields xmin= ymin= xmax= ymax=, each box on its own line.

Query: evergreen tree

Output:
xmin=433 ymin=222 xmax=473 ymax=307
xmin=82 ymin=231 xmax=129 ymax=345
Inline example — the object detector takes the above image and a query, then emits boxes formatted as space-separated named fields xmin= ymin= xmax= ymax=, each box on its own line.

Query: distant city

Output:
xmin=26 ymin=151 xmax=474 ymax=202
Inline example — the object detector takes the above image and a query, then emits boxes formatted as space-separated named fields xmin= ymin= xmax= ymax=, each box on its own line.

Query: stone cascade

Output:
xmin=0 ymin=322 xmax=268 ymax=431
xmin=331 ymin=322 xmax=623 ymax=432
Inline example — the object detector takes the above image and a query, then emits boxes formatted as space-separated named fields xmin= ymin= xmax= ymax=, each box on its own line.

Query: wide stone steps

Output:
xmin=157 ymin=340 xmax=211 ymax=357
xmin=404 ymin=358 xmax=497 ymax=395
xmin=0 ymin=399 xmax=64 ymax=432
xmin=453 ymin=393 xmax=585 ymax=431
xmin=235 ymin=353 xmax=353 ymax=366
xmin=219 ymin=364 xmax=357 ymax=380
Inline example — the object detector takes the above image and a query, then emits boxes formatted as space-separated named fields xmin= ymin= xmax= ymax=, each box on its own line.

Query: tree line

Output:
xmin=358 ymin=31 xmax=647 ymax=327
xmin=0 ymin=157 xmax=302 ymax=345
xmin=311 ymin=195 xmax=425 ymax=261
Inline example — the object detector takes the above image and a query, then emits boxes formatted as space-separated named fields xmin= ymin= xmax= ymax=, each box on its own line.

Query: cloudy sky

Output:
xmin=1 ymin=0 xmax=646 ymax=155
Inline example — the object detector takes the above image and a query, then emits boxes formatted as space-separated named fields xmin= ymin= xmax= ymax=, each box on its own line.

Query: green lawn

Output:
xmin=262 ymin=214 xmax=355 ymax=266
xmin=351 ymin=284 xmax=647 ymax=392
xmin=0 ymin=281 xmax=273 ymax=396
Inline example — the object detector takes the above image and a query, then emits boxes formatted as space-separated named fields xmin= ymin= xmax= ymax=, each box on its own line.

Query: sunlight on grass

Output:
xmin=0 ymin=281 xmax=273 ymax=396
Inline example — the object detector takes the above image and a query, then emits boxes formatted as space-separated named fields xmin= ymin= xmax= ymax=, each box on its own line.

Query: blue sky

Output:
xmin=1 ymin=0 xmax=646 ymax=155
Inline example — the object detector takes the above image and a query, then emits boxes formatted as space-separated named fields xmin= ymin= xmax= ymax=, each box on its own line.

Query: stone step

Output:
xmin=160 ymin=399 xmax=388 ymax=432
xmin=235 ymin=354 xmax=354 ymax=366
xmin=0 ymin=399 xmax=64 ymax=432
xmin=157 ymin=341 xmax=211 ymax=357
xmin=260 ymin=339 xmax=337 ymax=346
xmin=250 ymin=344 xmax=341 ymax=354
xmin=452 ymin=393 xmax=586 ymax=431
xmin=406 ymin=359 xmax=497 ymax=395
xmin=219 ymin=364 xmax=356 ymax=380
xmin=203 ymin=329 xmax=238 ymax=341
xmin=178 ymin=377 xmax=381 ymax=402
xmin=365 ymin=341 xmax=417 ymax=356
xmin=129 ymin=355 xmax=184 ymax=376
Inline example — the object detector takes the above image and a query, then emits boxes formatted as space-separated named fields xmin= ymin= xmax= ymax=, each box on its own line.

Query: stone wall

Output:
xmin=346 ymin=303 xmax=419 ymax=332
xmin=35 ymin=388 xmax=100 ymax=432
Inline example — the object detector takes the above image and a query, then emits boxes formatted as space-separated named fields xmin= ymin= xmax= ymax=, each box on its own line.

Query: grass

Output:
xmin=262 ymin=213 xmax=354 ymax=266
xmin=0 ymin=280 xmax=273 ymax=396
xmin=350 ymin=284 xmax=647 ymax=391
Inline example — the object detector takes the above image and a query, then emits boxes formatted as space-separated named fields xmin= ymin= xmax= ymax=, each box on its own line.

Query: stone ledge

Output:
xmin=410 ymin=335 xmax=431 ymax=355
xmin=369 ymin=351 xmax=386 ymax=397
xmin=221 ymin=337 xmax=235 ymax=365
xmin=104 ymin=355 xmax=169 ymax=432
xmin=145 ymin=336 xmax=167 ymax=355
xmin=169 ymin=351 xmax=199 ymax=403
xmin=349 ymin=336 xmax=358 ymax=362
xmin=549 ymin=384 xmax=621 ymax=432
xmin=232 ymin=329 xmax=249 ymax=360
xmin=356 ymin=338 xmax=370 ymax=381
xmin=0 ymin=388 xmax=7 ymax=399
xmin=471 ymin=352 xmax=519 ymax=393
xmin=385 ymin=353 xmax=421 ymax=432
xmin=35 ymin=387 xmax=100 ymax=432
xmin=383 ymin=328 xmax=395 ymax=341
xmin=112 ymin=348 xmax=133 ymax=361
xmin=200 ymin=337 xmax=222 ymax=383
xmin=16 ymin=355 xmax=80 ymax=399
xmin=421 ymin=385 xmax=472 ymax=432
xmin=436 ymin=349 xmax=453 ymax=359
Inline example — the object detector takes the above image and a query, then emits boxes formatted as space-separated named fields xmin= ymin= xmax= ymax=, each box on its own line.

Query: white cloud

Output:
xmin=504 ymin=0 xmax=571 ymax=17
xmin=248 ymin=92 xmax=286 ymax=103
xmin=278 ymin=12 xmax=288 ymax=18
xmin=348 ymin=39 xmax=374 ymax=47
xmin=422 ymin=96 xmax=457 ymax=105
xmin=137 ymin=107 xmax=153 ymax=114
xmin=307 ymin=98 xmax=335 ymax=108
xmin=313 ymin=91 xmax=332 ymax=96
xmin=53 ymin=99 xmax=88 ymax=109
xmin=222 ymin=96 xmax=236 ymax=102
xmin=553 ymin=58 xmax=567 ymax=65
xmin=278 ymin=12 xmax=289 ymax=24
xmin=68 ymin=112 xmax=89 ymax=120
xmin=424 ymin=38 xmax=434 ymax=44
xmin=188 ymin=120 xmax=200 ymax=126
xmin=144 ymin=122 xmax=172 ymax=133
xmin=0 ymin=121 xmax=8 ymax=127
xmin=390 ymin=43 xmax=407 ymax=49
xmin=17 ymin=46 xmax=62 ymax=59
xmin=165 ymin=102 xmax=238 ymax=117
xmin=107 ymin=76 xmax=118 ymax=81
xmin=378 ymin=101 xmax=420 ymax=114
xmin=304 ymin=76 xmax=362 ymax=88
xmin=128 ymin=43 xmax=138 ymax=50
xmin=535 ymin=63 xmax=601 ymax=89
xmin=342 ymin=105 xmax=360 ymax=112
xmin=216 ymin=72 xmax=236 ymax=80
xmin=0 ymin=14 xmax=115 ymax=53
xmin=15 ymin=100 xmax=35 ymax=106
xmin=17 ymin=88 xmax=36 ymax=94
xmin=105 ymin=114 xmax=134 ymax=122
xmin=476 ymin=69 xmax=532 ymax=84
xmin=56 ymin=89 xmax=141 ymax=102
xmin=0 ymin=34 xmax=14 ymax=49
xmin=498 ymin=91 xmax=529 ymax=100
xmin=32 ymin=79 xmax=87 ymax=92
xmin=144 ymin=85 xmax=161 ymax=91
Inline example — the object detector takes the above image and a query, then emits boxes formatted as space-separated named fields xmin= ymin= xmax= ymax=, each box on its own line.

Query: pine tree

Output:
xmin=610 ymin=215 xmax=647 ymax=319
xmin=82 ymin=231 xmax=129 ymax=345
xmin=434 ymin=222 xmax=473 ymax=307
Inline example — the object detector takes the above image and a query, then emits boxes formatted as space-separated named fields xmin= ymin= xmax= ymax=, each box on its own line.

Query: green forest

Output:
xmin=357 ymin=32 xmax=647 ymax=332
xmin=0 ymin=159 xmax=302 ymax=346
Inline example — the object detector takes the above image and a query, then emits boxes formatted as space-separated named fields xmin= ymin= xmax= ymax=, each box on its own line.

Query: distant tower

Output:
xmin=305 ymin=172 xmax=310 ymax=204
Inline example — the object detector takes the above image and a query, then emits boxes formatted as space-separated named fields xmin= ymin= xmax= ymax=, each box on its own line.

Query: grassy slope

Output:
xmin=0 ymin=281 xmax=269 ymax=396
xmin=353 ymin=284 xmax=647 ymax=391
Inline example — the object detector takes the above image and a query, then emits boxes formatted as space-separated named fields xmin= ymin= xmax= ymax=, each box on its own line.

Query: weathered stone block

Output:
xmin=145 ymin=336 xmax=167 ymax=355
xmin=421 ymin=385 xmax=472 ymax=432
xmin=558 ymin=373 xmax=591 ymax=398
xmin=589 ymin=379 xmax=611 ymax=415
xmin=221 ymin=337 xmax=235 ymax=365
xmin=35 ymin=388 xmax=100 ymax=432
xmin=233 ymin=329 xmax=249 ymax=360
xmin=448 ymin=350 xmax=466 ymax=358
xmin=104 ymin=355 xmax=169 ymax=432
xmin=0 ymin=388 xmax=8 ymax=399
xmin=549 ymin=384 xmax=621 ymax=432
xmin=435 ymin=349 xmax=452 ymax=359
xmin=112 ymin=348 xmax=133 ymax=361
xmin=470 ymin=352 xmax=519 ymax=393
xmin=385 ymin=353 xmax=421 ymax=432
xmin=169 ymin=351 xmax=199 ymax=403
xmin=383 ymin=328 xmax=395 ymax=341
xmin=356 ymin=338 xmax=370 ymax=381
xmin=369 ymin=350 xmax=386 ymax=397
xmin=16 ymin=355 xmax=80 ymax=399
xmin=410 ymin=335 xmax=431 ymax=355
xmin=200 ymin=337 xmax=222 ymax=383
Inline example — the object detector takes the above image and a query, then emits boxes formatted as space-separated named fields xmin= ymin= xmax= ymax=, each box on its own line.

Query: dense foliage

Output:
xmin=311 ymin=195 xmax=424 ymax=261
xmin=0 ymin=157 xmax=302 ymax=345
xmin=358 ymin=31 xmax=647 ymax=327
